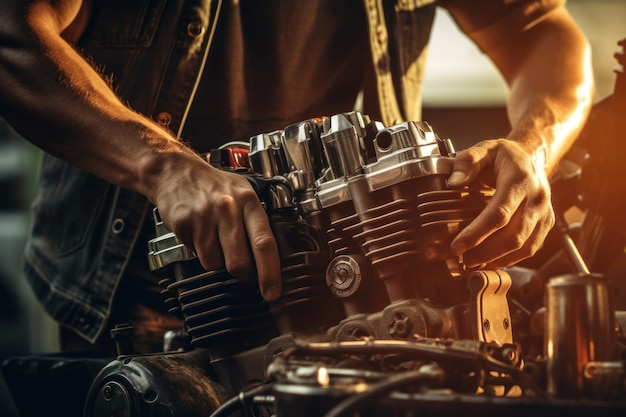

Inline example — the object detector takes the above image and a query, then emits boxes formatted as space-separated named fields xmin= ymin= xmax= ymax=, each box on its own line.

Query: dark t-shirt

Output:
xmin=182 ymin=0 xmax=370 ymax=151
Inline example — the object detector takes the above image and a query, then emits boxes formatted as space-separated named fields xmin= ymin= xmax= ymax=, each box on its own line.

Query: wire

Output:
xmin=323 ymin=367 xmax=444 ymax=417
xmin=208 ymin=384 xmax=273 ymax=417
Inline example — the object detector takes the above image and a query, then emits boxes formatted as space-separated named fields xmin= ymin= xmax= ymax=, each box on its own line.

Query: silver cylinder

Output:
xmin=545 ymin=273 xmax=616 ymax=397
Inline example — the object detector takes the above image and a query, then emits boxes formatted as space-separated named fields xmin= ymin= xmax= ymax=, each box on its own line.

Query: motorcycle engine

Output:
xmin=82 ymin=112 xmax=626 ymax=417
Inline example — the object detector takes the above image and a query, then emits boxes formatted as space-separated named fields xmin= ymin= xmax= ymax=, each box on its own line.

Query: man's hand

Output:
xmin=440 ymin=5 xmax=593 ymax=271
xmin=447 ymin=139 xmax=554 ymax=270
xmin=148 ymin=154 xmax=282 ymax=302
xmin=1 ymin=0 xmax=283 ymax=302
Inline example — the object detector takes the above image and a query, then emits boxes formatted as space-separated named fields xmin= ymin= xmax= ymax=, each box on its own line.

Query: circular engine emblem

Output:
xmin=326 ymin=255 xmax=362 ymax=297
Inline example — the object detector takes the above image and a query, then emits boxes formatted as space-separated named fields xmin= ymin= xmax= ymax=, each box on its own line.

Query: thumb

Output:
xmin=446 ymin=145 xmax=490 ymax=188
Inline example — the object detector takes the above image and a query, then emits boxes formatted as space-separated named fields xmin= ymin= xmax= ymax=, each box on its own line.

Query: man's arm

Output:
xmin=444 ymin=5 xmax=594 ymax=269
xmin=0 ymin=0 xmax=282 ymax=300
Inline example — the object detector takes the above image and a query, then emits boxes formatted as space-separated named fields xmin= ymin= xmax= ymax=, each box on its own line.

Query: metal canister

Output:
xmin=545 ymin=273 xmax=617 ymax=397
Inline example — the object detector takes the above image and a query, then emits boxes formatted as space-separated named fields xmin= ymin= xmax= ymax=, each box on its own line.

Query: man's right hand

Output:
xmin=147 ymin=153 xmax=283 ymax=302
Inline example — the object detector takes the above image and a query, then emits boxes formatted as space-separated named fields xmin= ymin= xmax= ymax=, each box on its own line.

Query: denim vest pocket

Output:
xmin=30 ymin=156 xmax=108 ymax=257
xmin=89 ymin=0 xmax=167 ymax=47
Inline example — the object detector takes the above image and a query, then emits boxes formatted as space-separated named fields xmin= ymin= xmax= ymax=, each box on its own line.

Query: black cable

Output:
xmin=323 ymin=367 xmax=444 ymax=417
xmin=208 ymin=384 xmax=273 ymax=417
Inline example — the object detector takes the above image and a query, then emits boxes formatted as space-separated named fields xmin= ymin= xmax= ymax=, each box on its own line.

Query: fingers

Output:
xmin=446 ymin=145 xmax=491 ymax=188
xmin=159 ymin=167 xmax=281 ymax=302
xmin=481 ymin=224 xmax=546 ymax=270
xmin=211 ymin=194 xmax=253 ymax=278
xmin=447 ymin=139 xmax=555 ymax=269
xmin=203 ymin=186 xmax=281 ymax=302
xmin=459 ymin=199 xmax=554 ymax=269
xmin=193 ymin=227 xmax=225 ymax=272
xmin=242 ymin=201 xmax=281 ymax=301
xmin=450 ymin=177 xmax=526 ymax=256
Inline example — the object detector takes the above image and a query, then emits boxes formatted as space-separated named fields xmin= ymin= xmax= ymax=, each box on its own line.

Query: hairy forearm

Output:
xmin=489 ymin=7 xmax=594 ymax=175
xmin=0 ymin=1 xmax=198 ymax=201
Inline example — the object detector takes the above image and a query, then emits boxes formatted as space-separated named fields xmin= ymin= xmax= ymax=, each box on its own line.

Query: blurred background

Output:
xmin=1 ymin=1 xmax=625 ymax=415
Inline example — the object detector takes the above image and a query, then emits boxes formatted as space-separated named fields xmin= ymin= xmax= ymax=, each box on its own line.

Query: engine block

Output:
xmin=146 ymin=112 xmax=504 ymax=353
xmin=79 ymin=112 xmax=626 ymax=417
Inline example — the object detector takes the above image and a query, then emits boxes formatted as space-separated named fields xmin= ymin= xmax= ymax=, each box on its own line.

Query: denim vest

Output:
xmin=23 ymin=0 xmax=437 ymax=343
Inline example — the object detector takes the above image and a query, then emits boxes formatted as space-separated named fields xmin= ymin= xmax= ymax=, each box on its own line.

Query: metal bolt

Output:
xmin=503 ymin=318 xmax=510 ymax=329
xmin=483 ymin=319 xmax=490 ymax=332
xmin=389 ymin=315 xmax=411 ymax=338
xmin=103 ymin=384 xmax=114 ymax=400
xmin=503 ymin=347 xmax=518 ymax=365
xmin=584 ymin=364 xmax=597 ymax=379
